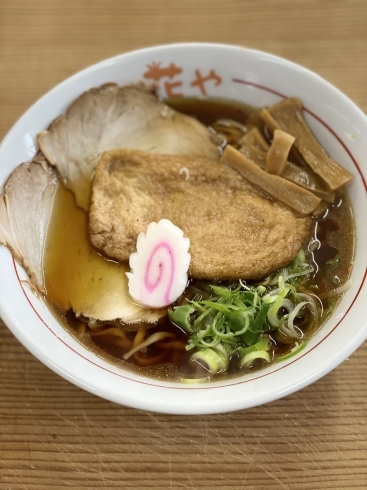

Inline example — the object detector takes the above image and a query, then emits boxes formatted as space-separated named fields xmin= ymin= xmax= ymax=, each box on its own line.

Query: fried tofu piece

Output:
xmin=89 ymin=149 xmax=311 ymax=280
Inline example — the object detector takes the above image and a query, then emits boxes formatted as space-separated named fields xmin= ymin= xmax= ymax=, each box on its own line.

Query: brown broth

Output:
xmin=167 ymin=97 xmax=252 ymax=126
xmin=44 ymin=97 xmax=355 ymax=382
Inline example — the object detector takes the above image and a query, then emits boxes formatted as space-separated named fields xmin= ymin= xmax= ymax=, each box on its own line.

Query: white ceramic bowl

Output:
xmin=0 ymin=43 xmax=366 ymax=415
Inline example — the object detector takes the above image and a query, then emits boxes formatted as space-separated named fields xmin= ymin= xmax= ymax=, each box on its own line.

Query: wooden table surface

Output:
xmin=0 ymin=1 xmax=366 ymax=488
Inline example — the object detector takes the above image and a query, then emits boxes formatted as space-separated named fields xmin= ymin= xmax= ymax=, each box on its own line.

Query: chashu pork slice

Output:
xmin=89 ymin=149 xmax=312 ymax=280
xmin=38 ymin=83 xmax=219 ymax=211
xmin=0 ymin=160 xmax=58 ymax=293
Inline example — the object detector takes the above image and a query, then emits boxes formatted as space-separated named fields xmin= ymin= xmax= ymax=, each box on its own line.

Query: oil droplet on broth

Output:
xmin=43 ymin=185 xmax=132 ymax=320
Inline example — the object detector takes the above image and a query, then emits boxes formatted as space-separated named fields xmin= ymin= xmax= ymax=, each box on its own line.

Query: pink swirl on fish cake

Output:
xmin=144 ymin=242 xmax=175 ymax=304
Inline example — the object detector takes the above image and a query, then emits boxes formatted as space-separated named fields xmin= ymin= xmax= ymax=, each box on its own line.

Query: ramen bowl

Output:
xmin=0 ymin=43 xmax=366 ymax=415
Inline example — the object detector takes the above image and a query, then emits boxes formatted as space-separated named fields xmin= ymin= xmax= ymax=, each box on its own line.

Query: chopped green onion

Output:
xmin=239 ymin=337 xmax=272 ymax=368
xmin=168 ymin=304 xmax=196 ymax=332
xmin=228 ymin=308 xmax=255 ymax=335
xmin=241 ymin=303 xmax=271 ymax=346
xmin=239 ymin=337 xmax=271 ymax=358
xmin=267 ymin=282 xmax=290 ymax=327
xmin=167 ymin=249 xmax=319 ymax=379
xmin=281 ymin=301 xmax=309 ymax=338
xmin=240 ymin=350 xmax=271 ymax=368
xmin=276 ymin=340 xmax=306 ymax=362
xmin=180 ymin=377 xmax=210 ymax=384
xmin=190 ymin=345 xmax=229 ymax=374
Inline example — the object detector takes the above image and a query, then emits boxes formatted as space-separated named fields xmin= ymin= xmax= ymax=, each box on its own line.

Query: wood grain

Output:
xmin=1 ymin=1 xmax=367 ymax=488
